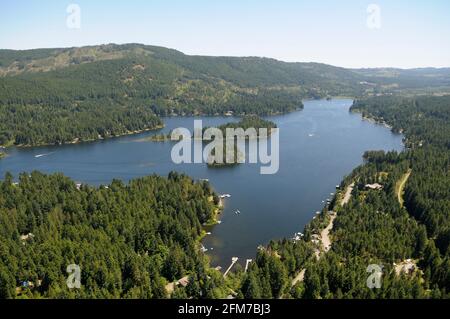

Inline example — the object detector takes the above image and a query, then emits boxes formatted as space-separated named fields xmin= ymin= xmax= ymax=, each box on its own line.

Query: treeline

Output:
xmin=216 ymin=115 xmax=277 ymax=135
xmin=239 ymin=95 xmax=450 ymax=299
xmin=0 ymin=100 xmax=163 ymax=146
xmin=0 ymin=171 xmax=229 ymax=299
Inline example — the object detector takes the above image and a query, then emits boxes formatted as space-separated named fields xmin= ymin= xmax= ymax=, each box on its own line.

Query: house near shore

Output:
xmin=178 ymin=276 xmax=190 ymax=288
xmin=164 ymin=276 xmax=190 ymax=295
xmin=311 ymin=234 xmax=321 ymax=245
xmin=365 ymin=183 xmax=383 ymax=190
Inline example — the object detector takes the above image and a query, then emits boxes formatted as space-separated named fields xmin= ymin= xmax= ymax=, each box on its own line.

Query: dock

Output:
xmin=223 ymin=257 xmax=239 ymax=278
xmin=244 ymin=259 xmax=253 ymax=273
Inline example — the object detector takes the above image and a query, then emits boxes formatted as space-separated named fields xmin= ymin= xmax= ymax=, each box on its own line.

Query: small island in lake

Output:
xmin=141 ymin=115 xmax=277 ymax=167
xmin=206 ymin=115 xmax=277 ymax=167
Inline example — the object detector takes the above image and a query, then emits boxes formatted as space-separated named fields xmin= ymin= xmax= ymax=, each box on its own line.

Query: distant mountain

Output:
xmin=1 ymin=43 xmax=449 ymax=91
xmin=352 ymin=67 xmax=450 ymax=90
xmin=0 ymin=43 xmax=365 ymax=96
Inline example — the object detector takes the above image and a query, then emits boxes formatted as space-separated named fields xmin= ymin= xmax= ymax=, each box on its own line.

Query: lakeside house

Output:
xmin=178 ymin=277 xmax=190 ymax=288
xmin=365 ymin=183 xmax=383 ymax=190
xmin=165 ymin=276 xmax=190 ymax=295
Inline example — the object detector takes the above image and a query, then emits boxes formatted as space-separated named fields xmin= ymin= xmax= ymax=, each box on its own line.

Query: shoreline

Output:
xmin=350 ymin=108 xmax=395 ymax=130
xmin=289 ymin=107 xmax=406 ymax=278
xmin=1 ymin=124 xmax=165 ymax=150
xmin=202 ymin=196 xmax=225 ymax=228
xmin=306 ymin=108 xmax=406 ymax=234
xmin=1 ymin=97 xmax=350 ymax=150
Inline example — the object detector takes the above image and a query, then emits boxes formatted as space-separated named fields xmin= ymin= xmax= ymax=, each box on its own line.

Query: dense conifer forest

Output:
xmin=0 ymin=172 xmax=231 ymax=298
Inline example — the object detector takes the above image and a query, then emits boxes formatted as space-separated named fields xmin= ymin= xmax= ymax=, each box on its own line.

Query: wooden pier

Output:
xmin=223 ymin=257 xmax=239 ymax=278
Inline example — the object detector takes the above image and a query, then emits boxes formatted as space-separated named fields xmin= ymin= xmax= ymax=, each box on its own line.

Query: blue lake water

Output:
xmin=0 ymin=99 xmax=403 ymax=267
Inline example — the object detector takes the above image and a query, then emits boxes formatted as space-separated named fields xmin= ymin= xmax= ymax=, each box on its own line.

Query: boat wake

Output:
xmin=34 ymin=152 xmax=54 ymax=158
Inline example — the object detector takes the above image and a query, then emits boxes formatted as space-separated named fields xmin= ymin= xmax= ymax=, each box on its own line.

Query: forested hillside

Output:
xmin=236 ymin=95 xmax=450 ymax=299
xmin=2 ymin=44 xmax=450 ymax=147
xmin=0 ymin=44 xmax=308 ymax=147
xmin=0 ymin=171 xmax=228 ymax=298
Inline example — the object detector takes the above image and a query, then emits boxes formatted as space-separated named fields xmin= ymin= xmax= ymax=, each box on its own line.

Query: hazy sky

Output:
xmin=1 ymin=0 xmax=450 ymax=68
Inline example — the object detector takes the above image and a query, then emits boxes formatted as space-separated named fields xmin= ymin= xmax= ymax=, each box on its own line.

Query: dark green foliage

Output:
xmin=0 ymin=171 xmax=223 ymax=298
xmin=351 ymin=95 xmax=450 ymax=149
xmin=216 ymin=115 xmax=277 ymax=135
xmin=203 ymin=116 xmax=277 ymax=167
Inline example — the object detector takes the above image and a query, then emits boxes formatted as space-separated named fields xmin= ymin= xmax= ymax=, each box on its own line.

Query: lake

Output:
xmin=0 ymin=99 xmax=403 ymax=268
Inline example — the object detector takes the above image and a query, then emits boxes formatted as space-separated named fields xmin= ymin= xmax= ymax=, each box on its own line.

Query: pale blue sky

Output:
xmin=1 ymin=0 xmax=449 ymax=68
